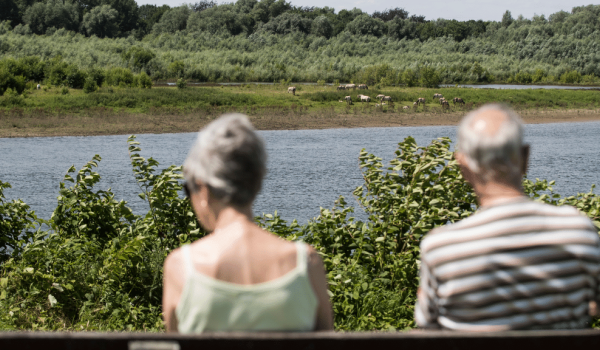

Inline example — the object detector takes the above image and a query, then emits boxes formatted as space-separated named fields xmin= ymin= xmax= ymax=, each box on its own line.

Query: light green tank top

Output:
xmin=175 ymin=241 xmax=318 ymax=333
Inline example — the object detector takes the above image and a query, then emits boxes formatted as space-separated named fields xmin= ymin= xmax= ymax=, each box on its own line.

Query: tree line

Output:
xmin=2 ymin=3 xmax=600 ymax=91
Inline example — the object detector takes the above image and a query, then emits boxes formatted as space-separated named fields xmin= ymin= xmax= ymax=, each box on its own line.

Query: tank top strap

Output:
xmin=295 ymin=241 xmax=309 ymax=273
xmin=181 ymin=244 xmax=194 ymax=276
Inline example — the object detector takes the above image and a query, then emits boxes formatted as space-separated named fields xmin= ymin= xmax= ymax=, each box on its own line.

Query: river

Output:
xmin=1 ymin=122 xmax=599 ymax=224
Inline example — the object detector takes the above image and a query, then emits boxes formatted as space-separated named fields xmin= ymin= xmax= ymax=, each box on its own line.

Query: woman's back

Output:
xmin=163 ymin=220 xmax=328 ymax=333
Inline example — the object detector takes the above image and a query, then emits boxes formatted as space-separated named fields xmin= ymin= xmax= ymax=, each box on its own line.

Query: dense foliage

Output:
xmin=1 ymin=136 xmax=599 ymax=331
xmin=2 ymin=3 xmax=600 ymax=92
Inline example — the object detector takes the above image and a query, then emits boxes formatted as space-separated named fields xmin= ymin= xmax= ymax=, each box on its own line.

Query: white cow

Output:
xmin=36 ymin=84 xmax=41 ymax=90
xmin=287 ymin=86 xmax=296 ymax=95
xmin=360 ymin=95 xmax=371 ymax=102
xmin=403 ymin=106 xmax=409 ymax=110
xmin=376 ymin=94 xmax=385 ymax=100
xmin=381 ymin=96 xmax=392 ymax=102
xmin=345 ymin=96 xmax=352 ymax=105
xmin=345 ymin=84 xmax=356 ymax=90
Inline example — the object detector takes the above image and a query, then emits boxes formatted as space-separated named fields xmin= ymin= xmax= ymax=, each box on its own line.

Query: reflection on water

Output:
xmin=1 ymin=122 xmax=599 ymax=224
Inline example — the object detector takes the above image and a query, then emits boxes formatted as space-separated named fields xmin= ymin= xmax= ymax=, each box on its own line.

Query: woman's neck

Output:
xmin=213 ymin=205 xmax=254 ymax=232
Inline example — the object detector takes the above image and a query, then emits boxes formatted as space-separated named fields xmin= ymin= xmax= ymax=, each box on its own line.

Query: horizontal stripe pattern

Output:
xmin=415 ymin=199 xmax=600 ymax=331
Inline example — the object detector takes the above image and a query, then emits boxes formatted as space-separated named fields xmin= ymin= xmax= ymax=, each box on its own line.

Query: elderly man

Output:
xmin=415 ymin=104 xmax=600 ymax=331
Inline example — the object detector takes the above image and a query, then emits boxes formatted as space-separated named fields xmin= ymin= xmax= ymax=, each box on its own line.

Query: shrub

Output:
xmin=561 ymin=70 xmax=582 ymax=84
xmin=176 ymin=78 xmax=186 ymax=89
xmin=0 ymin=136 xmax=597 ymax=331
xmin=61 ymin=86 xmax=69 ymax=95
xmin=105 ymin=67 xmax=134 ymax=87
xmin=83 ymin=78 xmax=98 ymax=93
xmin=137 ymin=72 xmax=152 ymax=89
xmin=66 ymin=66 xmax=87 ymax=89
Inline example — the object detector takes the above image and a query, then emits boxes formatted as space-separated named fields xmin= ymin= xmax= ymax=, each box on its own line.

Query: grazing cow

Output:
xmin=403 ymin=106 xmax=410 ymax=110
xmin=376 ymin=94 xmax=385 ymax=100
xmin=417 ymin=98 xmax=426 ymax=105
xmin=433 ymin=93 xmax=443 ymax=100
xmin=453 ymin=97 xmax=465 ymax=105
xmin=381 ymin=96 xmax=392 ymax=102
xmin=337 ymin=85 xmax=346 ymax=90
xmin=360 ymin=95 xmax=371 ymax=102
xmin=358 ymin=84 xmax=368 ymax=90
xmin=413 ymin=102 xmax=418 ymax=107
xmin=345 ymin=84 xmax=356 ymax=90
xmin=441 ymin=100 xmax=450 ymax=108
xmin=439 ymin=98 xmax=447 ymax=105
xmin=288 ymin=86 xmax=296 ymax=95
xmin=345 ymin=96 xmax=353 ymax=105
xmin=36 ymin=84 xmax=41 ymax=90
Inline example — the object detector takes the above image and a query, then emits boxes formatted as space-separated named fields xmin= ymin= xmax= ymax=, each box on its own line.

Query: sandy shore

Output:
xmin=1 ymin=108 xmax=599 ymax=138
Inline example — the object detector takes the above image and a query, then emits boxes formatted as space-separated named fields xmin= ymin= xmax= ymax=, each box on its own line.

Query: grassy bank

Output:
xmin=2 ymin=84 xmax=600 ymax=137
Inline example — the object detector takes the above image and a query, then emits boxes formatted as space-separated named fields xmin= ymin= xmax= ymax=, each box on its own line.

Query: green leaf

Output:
xmin=48 ymin=294 xmax=57 ymax=307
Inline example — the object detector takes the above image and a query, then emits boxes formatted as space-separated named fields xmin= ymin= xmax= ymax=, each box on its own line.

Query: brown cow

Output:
xmin=453 ymin=97 xmax=465 ymax=105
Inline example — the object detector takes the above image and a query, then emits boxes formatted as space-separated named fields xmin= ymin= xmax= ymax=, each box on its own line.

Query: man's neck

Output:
xmin=475 ymin=181 xmax=526 ymax=208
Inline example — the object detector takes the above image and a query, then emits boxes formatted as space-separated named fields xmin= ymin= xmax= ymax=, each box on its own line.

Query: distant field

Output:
xmin=1 ymin=85 xmax=600 ymax=137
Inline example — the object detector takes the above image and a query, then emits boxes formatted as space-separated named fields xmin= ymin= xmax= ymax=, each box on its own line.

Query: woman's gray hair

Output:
xmin=183 ymin=113 xmax=266 ymax=206
xmin=457 ymin=104 xmax=524 ymax=182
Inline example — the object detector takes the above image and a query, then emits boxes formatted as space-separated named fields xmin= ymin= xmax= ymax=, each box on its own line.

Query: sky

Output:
xmin=134 ymin=0 xmax=599 ymax=21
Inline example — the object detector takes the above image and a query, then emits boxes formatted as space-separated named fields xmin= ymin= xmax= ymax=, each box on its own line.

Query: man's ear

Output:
xmin=521 ymin=144 xmax=530 ymax=176
xmin=455 ymin=152 xmax=474 ymax=184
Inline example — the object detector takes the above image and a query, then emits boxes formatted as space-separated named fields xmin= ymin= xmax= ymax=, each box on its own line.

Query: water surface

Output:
xmin=1 ymin=122 xmax=599 ymax=224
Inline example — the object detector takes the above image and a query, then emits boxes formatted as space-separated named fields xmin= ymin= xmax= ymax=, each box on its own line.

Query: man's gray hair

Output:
xmin=183 ymin=113 xmax=266 ymax=206
xmin=457 ymin=104 xmax=524 ymax=181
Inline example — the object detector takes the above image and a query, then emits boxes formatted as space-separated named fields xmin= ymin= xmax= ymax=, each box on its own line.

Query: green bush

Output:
xmin=0 ymin=136 xmax=598 ymax=331
xmin=561 ymin=70 xmax=582 ymax=84
xmin=176 ymin=78 xmax=186 ymax=89
xmin=66 ymin=66 xmax=87 ymax=89
xmin=105 ymin=67 xmax=134 ymax=87
xmin=61 ymin=86 xmax=69 ymax=95
xmin=83 ymin=78 xmax=98 ymax=93
xmin=137 ymin=72 xmax=152 ymax=89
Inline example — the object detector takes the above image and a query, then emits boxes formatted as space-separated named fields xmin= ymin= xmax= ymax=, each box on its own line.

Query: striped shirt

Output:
xmin=415 ymin=197 xmax=600 ymax=331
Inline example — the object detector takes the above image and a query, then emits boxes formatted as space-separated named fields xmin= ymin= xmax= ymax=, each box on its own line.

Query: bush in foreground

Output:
xmin=0 ymin=136 xmax=598 ymax=331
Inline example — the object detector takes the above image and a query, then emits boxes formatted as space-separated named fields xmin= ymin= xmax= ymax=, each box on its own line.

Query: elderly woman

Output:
xmin=162 ymin=114 xmax=333 ymax=333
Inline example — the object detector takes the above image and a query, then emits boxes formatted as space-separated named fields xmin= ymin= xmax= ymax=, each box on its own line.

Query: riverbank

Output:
xmin=2 ymin=85 xmax=600 ymax=137
xmin=2 ymin=108 xmax=600 ymax=138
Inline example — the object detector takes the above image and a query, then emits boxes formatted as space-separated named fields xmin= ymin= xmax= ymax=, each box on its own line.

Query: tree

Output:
xmin=23 ymin=0 xmax=79 ymax=35
xmin=501 ymin=10 xmax=513 ymax=27
xmin=187 ymin=4 xmax=245 ymax=35
xmin=418 ymin=66 xmax=440 ymax=88
xmin=82 ymin=4 xmax=118 ymax=38
xmin=262 ymin=12 xmax=312 ymax=35
xmin=100 ymin=0 xmax=138 ymax=35
xmin=371 ymin=7 xmax=408 ymax=22
xmin=152 ymin=6 xmax=191 ymax=34
xmin=121 ymin=46 xmax=155 ymax=71
xmin=387 ymin=17 xmax=417 ymax=40
xmin=191 ymin=0 xmax=215 ymax=12
xmin=345 ymin=14 xmax=385 ymax=37
xmin=311 ymin=15 xmax=332 ymax=38
xmin=0 ymin=0 xmax=21 ymax=26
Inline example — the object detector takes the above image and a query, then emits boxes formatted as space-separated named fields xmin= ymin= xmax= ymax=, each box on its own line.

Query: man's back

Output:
xmin=416 ymin=198 xmax=600 ymax=331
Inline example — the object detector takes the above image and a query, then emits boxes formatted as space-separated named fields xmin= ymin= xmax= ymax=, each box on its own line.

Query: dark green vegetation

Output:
xmin=1 ymin=136 xmax=599 ymax=331
xmin=2 ymin=3 xmax=600 ymax=90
